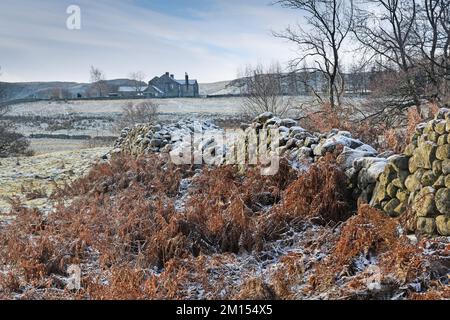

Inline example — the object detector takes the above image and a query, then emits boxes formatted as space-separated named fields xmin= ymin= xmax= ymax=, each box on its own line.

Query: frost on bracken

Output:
xmin=0 ymin=112 xmax=448 ymax=300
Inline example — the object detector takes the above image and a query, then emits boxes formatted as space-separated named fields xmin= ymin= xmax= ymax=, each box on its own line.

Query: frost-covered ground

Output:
xmin=0 ymin=147 xmax=109 ymax=214
xmin=8 ymin=98 xmax=248 ymax=116
xmin=29 ymin=139 xmax=93 ymax=155
xmin=6 ymin=97 xmax=319 ymax=154
xmin=0 ymin=109 xmax=448 ymax=300
xmin=6 ymin=98 xmax=256 ymax=152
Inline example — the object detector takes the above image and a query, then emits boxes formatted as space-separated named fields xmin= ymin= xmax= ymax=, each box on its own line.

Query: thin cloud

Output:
xmin=0 ymin=0 xmax=301 ymax=82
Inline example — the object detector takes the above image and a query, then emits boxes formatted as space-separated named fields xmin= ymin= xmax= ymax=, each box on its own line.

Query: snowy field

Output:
xmin=7 ymin=97 xmax=313 ymax=154
xmin=29 ymin=138 xmax=94 ymax=155
xmin=8 ymin=97 xmax=249 ymax=116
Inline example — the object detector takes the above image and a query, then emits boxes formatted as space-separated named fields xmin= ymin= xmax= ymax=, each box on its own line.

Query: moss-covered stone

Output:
xmin=436 ymin=144 xmax=450 ymax=160
xmin=409 ymin=141 xmax=437 ymax=172
xmin=428 ymin=131 xmax=439 ymax=143
xmin=394 ymin=202 xmax=407 ymax=216
xmin=417 ymin=134 xmax=427 ymax=145
xmin=383 ymin=198 xmax=401 ymax=217
xmin=420 ymin=170 xmax=437 ymax=186
xmin=379 ymin=164 xmax=397 ymax=185
xmin=405 ymin=169 xmax=424 ymax=192
xmin=398 ymin=170 xmax=409 ymax=185
xmin=416 ymin=217 xmax=437 ymax=235
xmin=386 ymin=183 xmax=398 ymax=198
xmin=432 ymin=160 xmax=442 ymax=175
xmin=408 ymin=191 xmax=416 ymax=206
xmin=392 ymin=178 xmax=404 ymax=189
xmin=412 ymin=187 xmax=437 ymax=217
xmin=436 ymin=215 xmax=450 ymax=236
xmin=357 ymin=115 xmax=450 ymax=235
xmin=438 ymin=134 xmax=448 ymax=145
xmin=435 ymin=120 xmax=447 ymax=135
xmin=445 ymin=175 xmax=450 ymax=188
xmin=424 ymin=120 xmax=436 ymax=135
xmin=396 ymin=190 xmax=409 ymax=202
xmin=404 ymin=144 xmax=416 ymax=157
xmin=433 ymin=175 xmax=446 ymax=188
xmin=408 ymin=155 xmax=420 ymax=173
xmin=435 ymin=188 xmax=450 ymax=214
xmin=390 ymin=155 xmax=410 ymax=172
xmin=442 ymin=159 xmax=450 ymax=175
xmin=370 ymin=182 xmax=388 ymax=206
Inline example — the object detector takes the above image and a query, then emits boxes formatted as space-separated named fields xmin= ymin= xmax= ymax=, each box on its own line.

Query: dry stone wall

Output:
xmin=112 ymin=119 xmax=221 ymax=157
xmin=113 ymin=111 xmax=450 ymax=237
xmin=248 ymin=112 xmax=384 ymax=204
xmin=114 ymin=112 xmax=387 ymax=210
xmin=370 ymin=108 xmax=450 ymax=236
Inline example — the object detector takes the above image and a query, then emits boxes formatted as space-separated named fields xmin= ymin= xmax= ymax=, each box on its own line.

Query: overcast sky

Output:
xmin=0 ymin=0 xmax=305 ymax=83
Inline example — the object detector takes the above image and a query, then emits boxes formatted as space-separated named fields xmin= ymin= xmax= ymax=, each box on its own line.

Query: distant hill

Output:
xmin=0 ymin=81 xmax=81 ymax=101
xmin=199 ymin=80 xmax=234 ymax=96
xmin=0 ymin=79 xmax=144 ymax=102
xmin=0 ymin=78 xmax=240 ymax=102
xmin=0 ymin=71 xmax=373 ymax=103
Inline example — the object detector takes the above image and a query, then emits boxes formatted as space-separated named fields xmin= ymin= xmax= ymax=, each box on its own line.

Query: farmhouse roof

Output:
xmin=175 ymin=79 xmax=198 ymax=85
xmin=150 ymin=85 xmax=164 ymax=94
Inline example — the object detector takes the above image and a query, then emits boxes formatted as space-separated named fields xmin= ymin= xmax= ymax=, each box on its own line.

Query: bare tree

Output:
xmin=441 ymin=1 xmax=450 ymax=100
xmin=89 ymin=65 xmax=107 ymax=97
xmin=294 ymin=62 xmax=328 ymax=103
xmin=353 ymin=0 xmax=422 ymax=114
xmin=238 ymin=63 xmax=293 ymax=117
xmin=414 ymin=0 xmax=450 ymax=100
xmin=274 ymin=0 xmax=354 ymax=109
xmin=129 ymin=71 xmax=147 ymax=94
xmin=114 ymin=101 xmax=159 ymax=133
xmin=347 ymin=62 xmax=370 ymax=95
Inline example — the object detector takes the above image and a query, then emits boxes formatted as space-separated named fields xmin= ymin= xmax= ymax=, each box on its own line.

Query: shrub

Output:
xmin=182 ymin=159 xmax=296 ymax=254
xmin=114 ymin=101 xmax=159 ymax=133
xmin=333 ymin=205 xmax=399 ymax=266
xmin=277 ymin=159 xmax=353 ymax=225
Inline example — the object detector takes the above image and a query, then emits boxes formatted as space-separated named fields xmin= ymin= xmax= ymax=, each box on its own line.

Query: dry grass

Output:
xmin=277 ymin=157 xmax=352 ymax=226
xmin=406 ymin=108 xmax=423 ymax=139
xmin=333 ymin=205 xmax=399 ymax=266
xmin=0 ymin=154 xmax=297 ymax=298
xmin=306 ymin=205 xmax=448 ymax=299
xmin=0 ymin=153 xmax=447 ymax=300
xmin=382 ymin=108 xmax=423 ymax=153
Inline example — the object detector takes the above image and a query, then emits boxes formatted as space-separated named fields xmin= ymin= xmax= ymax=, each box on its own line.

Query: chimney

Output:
xmin=185 ymin=72 xmax=189 ymax=86
xmin=170 ymin=74 xmax=174 ymax=79
xmin=165 ymin=72 xmax=169 ymax=76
